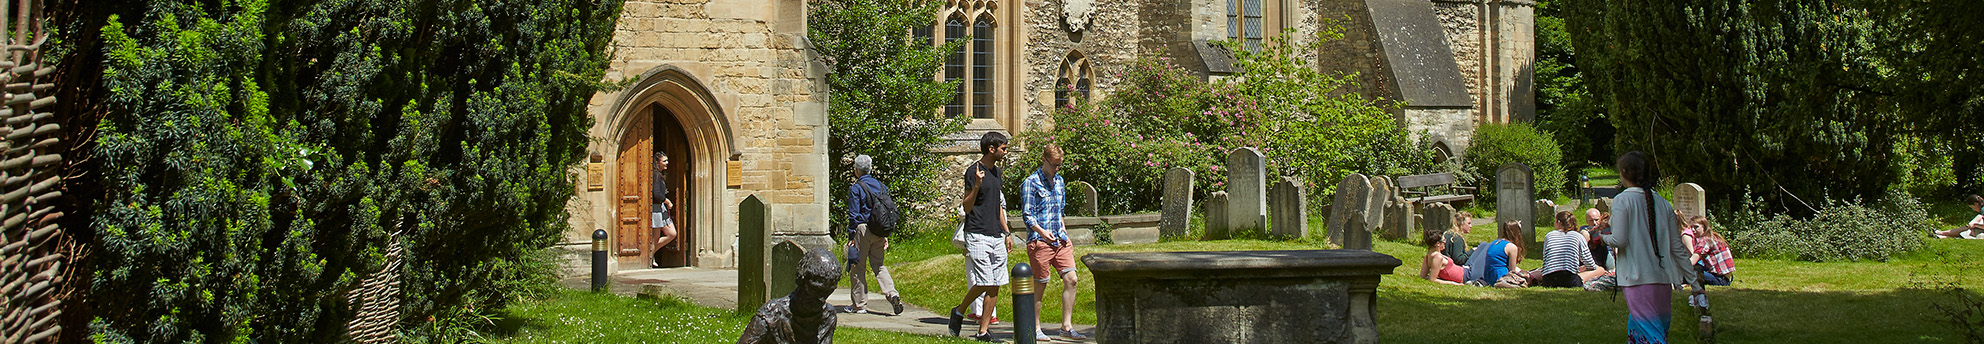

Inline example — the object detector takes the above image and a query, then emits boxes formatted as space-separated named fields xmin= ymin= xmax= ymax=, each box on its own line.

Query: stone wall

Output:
xmin=1025 ymin=0 xmax=1147 ymax=131
xmin=1405 ymin=107 xmax=1474 ymax=156
xmin=1431 ymin=0 xmax=1484 ymax=120
xmin=574 ymin=0 xmax=832 ymax=269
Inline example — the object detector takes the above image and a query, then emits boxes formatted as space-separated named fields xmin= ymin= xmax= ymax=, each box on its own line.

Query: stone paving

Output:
xmin=562 ymin=267 xmax=1096 ymax=342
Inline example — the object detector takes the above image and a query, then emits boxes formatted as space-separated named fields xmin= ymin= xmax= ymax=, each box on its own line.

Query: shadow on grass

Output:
xmin=1377 ymin=284 xmax=1978 ymax=343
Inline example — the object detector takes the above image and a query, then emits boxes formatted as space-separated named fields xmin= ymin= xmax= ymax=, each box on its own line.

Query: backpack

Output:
xmin=859 ymin=178 xmax=901 ymax=237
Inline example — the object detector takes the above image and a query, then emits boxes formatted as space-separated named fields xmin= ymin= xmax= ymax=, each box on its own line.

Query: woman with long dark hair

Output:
xmin=1600 ymin=151 xmax=1696 ymax=343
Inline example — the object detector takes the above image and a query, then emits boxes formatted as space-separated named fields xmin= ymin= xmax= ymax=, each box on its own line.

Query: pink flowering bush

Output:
xmin=1012 ymin=26 xmax=1439 ymax=213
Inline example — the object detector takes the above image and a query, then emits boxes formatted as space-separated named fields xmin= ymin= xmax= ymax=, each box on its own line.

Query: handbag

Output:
xmin=951 ymin=217 xmax=969 ymax=250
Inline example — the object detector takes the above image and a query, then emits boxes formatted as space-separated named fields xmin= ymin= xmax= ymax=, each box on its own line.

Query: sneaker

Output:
xmin=1034 ymin=328 xmax=1050 ymax=341
xmin=948 ymin=307 xmax=964 ymax=337
xmin=970 ymin=332 xmax=1002 ymax=342
xmin=887 ymin=295 xmax=905 ymax=315
xmin=1060 ymin=328 xmax=1088 ymax=340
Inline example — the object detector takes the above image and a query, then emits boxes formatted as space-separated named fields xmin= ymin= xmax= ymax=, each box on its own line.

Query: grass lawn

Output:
xmin=888 ymin=222 xmax=1984 ymax=343
xmin=489 ymin=290 xmax=973 ymax=344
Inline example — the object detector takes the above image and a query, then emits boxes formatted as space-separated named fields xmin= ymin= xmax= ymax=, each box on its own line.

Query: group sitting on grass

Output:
xmin=1419 ymin=205 xmax=1738 ymax=289
xmin=1932 ymin=194 xmax=1984 ymax=239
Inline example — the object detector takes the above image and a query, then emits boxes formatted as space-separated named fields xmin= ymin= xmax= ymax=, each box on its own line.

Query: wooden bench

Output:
xmin=1396 ymin=172 xmax=1476 ymax=208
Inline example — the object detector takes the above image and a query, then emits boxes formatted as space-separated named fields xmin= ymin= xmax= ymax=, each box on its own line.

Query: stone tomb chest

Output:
xmin=1082 ymin=250 xmax=1402 ymax=344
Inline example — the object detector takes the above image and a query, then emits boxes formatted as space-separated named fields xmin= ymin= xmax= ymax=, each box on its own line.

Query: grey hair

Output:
xmin=853 ymin=155 xmax=874 ymax=175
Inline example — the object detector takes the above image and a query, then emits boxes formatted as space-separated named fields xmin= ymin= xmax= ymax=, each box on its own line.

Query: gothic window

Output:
xmin=971 ymin=15 xmax=996 ymax=119
xmin=927 ymin=1 xmax=1000 ymax=119
xmin=1227 ymin=0 xmax=1266 ymax=52
xmin=1054 ymin=51 xmax=1092 ymax=110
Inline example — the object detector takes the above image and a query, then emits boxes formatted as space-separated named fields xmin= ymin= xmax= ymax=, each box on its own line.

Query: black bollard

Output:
xmin=592 ymin=229 xmax=609 ymax=292
xmin=1012 ymin=263 xmax=1037 ymax=344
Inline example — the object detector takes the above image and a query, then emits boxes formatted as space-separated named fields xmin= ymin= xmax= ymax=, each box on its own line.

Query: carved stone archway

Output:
xmin=604 ymin=66 xmax=737 ymax=268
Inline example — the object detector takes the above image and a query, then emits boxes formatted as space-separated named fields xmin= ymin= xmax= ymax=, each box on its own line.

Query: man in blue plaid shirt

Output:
xmin=1021 ymin=144 xmax=1086 ymax=341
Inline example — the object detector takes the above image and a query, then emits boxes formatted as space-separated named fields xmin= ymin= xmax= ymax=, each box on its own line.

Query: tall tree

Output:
xmin=810 ymin=0 xmax=966 ymax=234
xmin=55 ymin=0 xmax=621 ymax=341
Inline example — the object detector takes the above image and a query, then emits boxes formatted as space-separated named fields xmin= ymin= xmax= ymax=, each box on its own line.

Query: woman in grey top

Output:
xmin=1600 ymin=151 xmax=1696 ymax=343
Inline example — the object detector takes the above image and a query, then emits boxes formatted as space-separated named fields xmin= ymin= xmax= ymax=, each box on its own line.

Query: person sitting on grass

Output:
xmin=1538 ymin=211 xmax=1607 ymax=288
xmin=1583 ymin=209 xmax=1612 ymax=269
xmin=1933 ymin=194 xmax=1984 ymax=239
xmin=1442 ymin=211 xmax=1475 ymax=264
xmin=1685 ymin=216 xmax=1735 ymax=286
xmin=1463 ymin=220 xmax=1526 ymax=287
xmin=1420 ymin=230 xmax=1467 ymax=285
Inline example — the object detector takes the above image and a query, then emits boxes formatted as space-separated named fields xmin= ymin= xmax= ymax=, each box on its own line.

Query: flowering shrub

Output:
xmin=1011 ymin=28 xmax=1437 ymax=213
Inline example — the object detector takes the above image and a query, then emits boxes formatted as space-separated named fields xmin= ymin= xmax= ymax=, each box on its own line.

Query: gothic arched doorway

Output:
xmin=608 ymin=66 xmax=737 ymax=269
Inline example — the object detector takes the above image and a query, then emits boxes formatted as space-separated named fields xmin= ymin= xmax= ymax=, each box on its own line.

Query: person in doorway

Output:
xmin=1021 ymin=144 xmax=1087 ymax=341
xmin=1538 ymin=211 xmax=1606 ymax=287
xmin=949 ymin=131 xmax=1013 ymax=342
xmin=651 ymin=151 xmax=679 ymax=268
xmin=1602 ymin=151 xmax=1698 ymax=344
xmin=1420 ymin=230 xmax=1467 ymax=285
xmin=1932 ymin=194 xmax=1984 ymax=239
xmin=845 ymin=155 xmax=905 ymax=315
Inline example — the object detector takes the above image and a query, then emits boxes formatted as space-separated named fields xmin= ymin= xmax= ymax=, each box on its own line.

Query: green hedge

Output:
xmin=69 ymin=0 xmax=619 ymax=341
xmin=1465 ymin=123 xmax=1568 ymax=202
xmin=1720 ymin=189 xmax=1932 ymax=262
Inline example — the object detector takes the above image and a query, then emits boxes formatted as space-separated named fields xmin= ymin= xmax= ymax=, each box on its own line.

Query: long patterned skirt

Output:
xmin=1624 ymin=284 xmax=1673 ymax=344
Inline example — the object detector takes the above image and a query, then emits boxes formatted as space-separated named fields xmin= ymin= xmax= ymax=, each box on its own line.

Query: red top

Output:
xmin=1438 ymin=255 xmax=1466 ymax=283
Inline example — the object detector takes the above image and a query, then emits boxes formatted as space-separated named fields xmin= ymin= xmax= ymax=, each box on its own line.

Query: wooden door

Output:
xmin=615 ymin=112 xmax=654 ymax=261
xmin=654 ymin=108 xmax=694 ymax=268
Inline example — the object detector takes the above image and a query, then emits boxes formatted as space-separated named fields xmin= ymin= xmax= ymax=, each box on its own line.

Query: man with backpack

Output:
xmin=845 ymin=154 xmax=904 ymax=315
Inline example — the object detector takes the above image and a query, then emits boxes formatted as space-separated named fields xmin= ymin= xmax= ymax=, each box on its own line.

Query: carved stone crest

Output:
xmin=1063 ymin=0 xmax=1094 ymax=32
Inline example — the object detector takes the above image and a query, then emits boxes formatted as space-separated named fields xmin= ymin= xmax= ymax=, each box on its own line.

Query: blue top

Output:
xmin=1464 ymin=239 xmax=1512 ymax=284
xmin=847 ymin=175 xmax=887 ymax=234
xmin=1021 ymin=169 xmax=1067 ymax=243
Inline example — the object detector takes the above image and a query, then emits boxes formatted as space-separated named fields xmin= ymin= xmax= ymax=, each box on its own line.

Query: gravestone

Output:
xmin=1676 ymin=183 xmax=1706 ymax=221
xmin=1269 ymin=177 xmax=1308 ymax=239
xmin=1084 ymin=250 xmax=1402 ymax=344
xmin=1327 ymin=174 xmax=1372 ymax=246
xmin=1205 ymin=192 xmax=1230 ymax=240
xmin=1227 ymin=148 xmax=1269 ymax=237
xmin=1421 ymin=202 xmax=1456 ymax=241
xmin=738 ymin=195 xmax=772 ymax=312
xmin=1071 ymin=181 xmax=1100 ymax=217
xmin=1596 ymin=197 xmax=1613 ymax=213
xmin=769 ymin=241 xmax=805 ymax=299
xmin=1534 ymin=199 xmax=1557 ymax=253
xmin=1343 ymin=212 xmax=1373 ymax=250
xmin=1495 ymin=163 xmax=1536 ymax=258
xmin=1382 ymin=195 xmax=1413 ymax=241
xmin=1161 ymin=167 xmax=1195 ymax=238
xmin=1365 ymin=176 xmax=1391 ymax=238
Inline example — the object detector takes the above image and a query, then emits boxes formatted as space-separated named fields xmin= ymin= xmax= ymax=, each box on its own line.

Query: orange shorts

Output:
xmin=1026 ymin=240 xmax=1077 ymax=283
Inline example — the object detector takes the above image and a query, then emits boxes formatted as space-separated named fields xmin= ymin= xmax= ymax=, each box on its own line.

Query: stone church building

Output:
xmin=566 ymin=0 xmax=1531 ymax=271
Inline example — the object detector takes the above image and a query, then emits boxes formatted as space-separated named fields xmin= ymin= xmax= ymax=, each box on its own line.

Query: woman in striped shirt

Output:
xmin=1538 ymin=210 xmax=1607 ymax=287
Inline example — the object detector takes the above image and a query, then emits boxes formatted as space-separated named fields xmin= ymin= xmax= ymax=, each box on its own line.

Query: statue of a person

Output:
xmin=739 ymin=248 xmax=841 ymax=344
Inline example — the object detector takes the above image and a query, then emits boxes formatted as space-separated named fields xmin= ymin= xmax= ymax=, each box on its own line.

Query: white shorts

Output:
xmin=651 ymin=211 xmax=672 ymax=228
xmin=964 ymin=232 xmax=1009 ymax=286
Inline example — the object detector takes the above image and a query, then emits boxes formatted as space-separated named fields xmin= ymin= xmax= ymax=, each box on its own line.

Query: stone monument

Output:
xmin=738 ymin=195 xmax=772 ymax=312
xmin=1495 ymin=163 xmax=1535 ymax=257
xmin=1676 ymin=183 xmax=1706 ymax=221
xmin=1205 ymin=191 xmax=1230 ymax=240
xmin=1596 ymin=197 xmax=1613 ymax=213
xmin=1071 ymin=181 xmax=1100 ymax=217
xmin=1343 ymin=212 xmax=1374 ymax=250
xmin=1227 ymin=148 xmax=1269 ymax=238
xmin=1161 ymin=167 xmax=1195 ymax=239
xmin=1421 ymin=202 xmax=1456 ymax=241
xmin=738 ymin=248 xmax=841 ymax=344
xmin=1364 ymin=176 xmax=1390 ymax=240
xmin=1269 ymin=177 xmax=1308 ymax=239
xmin=769 ymin=241 xmax=804 ymax=298
xmin=1327 ymin=174 xmax=1372 ymax=247
xmin=1382 ymin=195 xmax=1414 ymax=241
xmin=1083 ymin=249 xmax=1401 ymax=344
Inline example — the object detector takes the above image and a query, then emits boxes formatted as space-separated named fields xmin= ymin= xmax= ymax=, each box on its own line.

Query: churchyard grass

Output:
xmin=490 ymin=289 xmax=973 ymax=343
xmin=888 ymin=211 xmax=1984 ymax=343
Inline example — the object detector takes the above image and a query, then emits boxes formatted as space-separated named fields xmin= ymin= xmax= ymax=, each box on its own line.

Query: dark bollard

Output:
xmin=592 ymin=229 xmax=609 ymax=292
xmin=1012 ymin=263 xmax=1037 ymax=344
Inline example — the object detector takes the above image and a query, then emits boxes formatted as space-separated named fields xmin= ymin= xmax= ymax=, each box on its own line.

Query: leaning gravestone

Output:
xmin=1071 ymin=181 xmax=1100 ymax=217
xmin=738 ymin=195 xmax=772 ymax=312
xmin=1534 ymin=199 xmax=1557 ymax=227
xmin=1205 ymin=191 xmax=1230 ymax=240
xmin=1327 ymin=174 xmax=1372 ymax=246
xmin=769 ymin=241 xmax=805 ymax=299
xmin=1161 ymin=167 xmax=1195 ymax=239
xmin=1269 ymin=177 xmax=1308 ymax=239
xmin=1495 ymin=163 xmax=1536 ymax=258
xmin=1382 ymin=195 xmax=1413 ymax=241
xmin=1227 ymin=148 xmax=1269 ymax=238
xmin=1421 ymin=202 xmax=1456 ymax=241
xmin=1676 ymin=183 xmax=1706 ymax=221
xmin=1365 ymin=176 xmax=1391 ymax=239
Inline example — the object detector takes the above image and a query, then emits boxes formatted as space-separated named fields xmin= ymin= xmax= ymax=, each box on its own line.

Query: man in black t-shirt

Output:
xmin=947 ymin=131 xmax=1011 ymax=341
